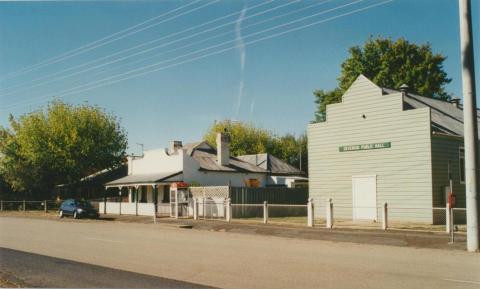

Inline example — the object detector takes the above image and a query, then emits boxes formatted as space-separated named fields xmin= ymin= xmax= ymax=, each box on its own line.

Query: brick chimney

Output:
xmin=216 ymin=132 xmax=230 ymax=166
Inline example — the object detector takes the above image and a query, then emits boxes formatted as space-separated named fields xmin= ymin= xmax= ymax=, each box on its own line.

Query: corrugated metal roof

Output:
xmin=383 ymin=88 xmax=480 ymax=137
xmin=105 ymin=171 xmax=182 ymax=186
xmin=186 ymin=142 xmax=267 ymax=173
xmin=237 ymin=153 xmax=305 ymax=176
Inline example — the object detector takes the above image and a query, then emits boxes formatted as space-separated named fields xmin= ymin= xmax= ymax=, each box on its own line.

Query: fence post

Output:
xmin=193 ymin=198 xmax=198 ymax=220
xmin=326 ymin=198 xmax=333 ymax=229
xmin=23 ymin=200 xmax=26 ymax=212
xmin=446 ymin=203 xmax=451 ymax=233
xmin=203 ymin=197 xmax=206 ymax=220
xmin=226 ymin=198 xmax=231 ymax=222
xmin=1 ymin=200 xmax=3 ymax=211
xmin=382 ymin=202 xmax=388 ymax=230
xmin=263 ymin=201 xmax=268 ymax=224
xmin=153 ymin=207 xmax=156 ymax=224
xmin=44 ymin=200 xmax=48 ymax=213
xmin=307 ymin=198 xmax=314 ymax=227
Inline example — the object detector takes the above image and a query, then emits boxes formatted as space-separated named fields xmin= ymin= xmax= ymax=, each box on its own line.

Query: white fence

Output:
xmin=99 ymin=202 xmax=155 ymax=216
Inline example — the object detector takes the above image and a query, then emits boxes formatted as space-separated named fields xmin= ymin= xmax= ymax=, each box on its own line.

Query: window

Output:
xmin=163 ymin=185 xmax=170 ymax=203
xmin=459 ymin=147 xmax=465 ymax=184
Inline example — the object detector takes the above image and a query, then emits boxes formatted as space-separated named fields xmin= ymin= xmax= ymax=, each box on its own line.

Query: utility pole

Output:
xmin=459 ymin=0 xmax=479 ymax=252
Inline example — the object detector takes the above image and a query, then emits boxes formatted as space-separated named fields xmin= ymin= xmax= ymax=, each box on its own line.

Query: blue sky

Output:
xmin=0 ymin=0 xmax=479 ymax=155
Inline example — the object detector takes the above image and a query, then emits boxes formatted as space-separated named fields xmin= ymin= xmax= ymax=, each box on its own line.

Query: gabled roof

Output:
xmin=382 ymin=87 xmax=480 ymax=137
xmin=183 ymin=142 xmax=267 ymax=173
xmin=236 ymin=153 xmax=305 ymax=176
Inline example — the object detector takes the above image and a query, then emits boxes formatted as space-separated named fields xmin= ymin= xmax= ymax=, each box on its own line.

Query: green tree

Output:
xmin=314 ymin=37 xmax=452 ymax=121
xmin=204 ymin=120 xmax=307 ymax=173
xmin=0 ymin=101 xmax=128 ymax=199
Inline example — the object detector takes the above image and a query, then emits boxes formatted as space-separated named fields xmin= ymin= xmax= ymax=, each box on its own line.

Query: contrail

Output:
xmin=249 ymin=97 xmax=255 ymax=121
xmin=234 ymin=5 xmax=247 ymax=118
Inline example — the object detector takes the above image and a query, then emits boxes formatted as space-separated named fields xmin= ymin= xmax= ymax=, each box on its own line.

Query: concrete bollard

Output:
xmin=23 ymin=200 xmax=26 ymax=212
xmin=382 ymin=202 xmax=388 ymax=230
xmin=263 ymin=201 xmax=268 ymax=224
xmin=1 ymin=200 xmax=3 ymax=211
xmin=153 ymin=209 xmax=157 ymax=224
xmin=326 ymin=198 xmax=333 ymax=229
xmin=446 ymin=203 xmax=451 ymax=233
xmin=193 ymin=198 xmax=198 ymax=220
xmin=307 ymin=198 xmax=314 ymax=227
xmin=44 ymin=200 xmax=48 ymax=213
xmin=226 ymin=198 xmax=232 ymax=222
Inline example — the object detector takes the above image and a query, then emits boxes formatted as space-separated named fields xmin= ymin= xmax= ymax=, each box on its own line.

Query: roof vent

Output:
xmin=449 ymin=98 xmax=461 ymax=108
xmin=399 ymin=84 xmax=409 ymax=96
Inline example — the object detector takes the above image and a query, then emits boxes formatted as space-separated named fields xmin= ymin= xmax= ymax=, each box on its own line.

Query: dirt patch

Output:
xmin=0 ymin=271 xmax=26 ymax=288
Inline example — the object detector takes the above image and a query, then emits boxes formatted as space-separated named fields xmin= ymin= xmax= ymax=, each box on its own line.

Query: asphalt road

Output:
xmin=0 ymin=247 xmax=215 ymax=288
xmin=1 ymin=217 xmax=479 ymax=289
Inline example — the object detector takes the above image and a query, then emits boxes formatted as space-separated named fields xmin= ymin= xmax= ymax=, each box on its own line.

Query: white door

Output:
xmin=352 ymin=175 xmax=377 ymax=220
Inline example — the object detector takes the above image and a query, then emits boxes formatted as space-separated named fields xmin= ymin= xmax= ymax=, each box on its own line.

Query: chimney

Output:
xmin=399 ymin=84 xmax=409 ymax=96
xmin=449 ymin=98 xmax=461 ymax=108
xmin=216 ymin=132 xmax=230 ymax=166
xmin=170 ymin=140 xmax=182 ymax=153
xmin=127 ymin=156 xmax=133 ymax=175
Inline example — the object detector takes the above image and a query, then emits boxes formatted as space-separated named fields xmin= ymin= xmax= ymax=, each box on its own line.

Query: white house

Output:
xmin=105 ymin=133 xmax=304 ymax=207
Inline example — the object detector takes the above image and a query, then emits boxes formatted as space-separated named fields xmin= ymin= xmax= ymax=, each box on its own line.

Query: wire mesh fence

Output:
xmin=0 ymin=200 xmax=65 ymax=212
xmin=316 ymin=204 xmax=467 ymax=232
xmin=267 ymin=204 xmax=308 ymax=225
xmin=231 ymin=204 xmax=265 ymax=223
xmin=198 ymin=199 xmax=227 ymax=220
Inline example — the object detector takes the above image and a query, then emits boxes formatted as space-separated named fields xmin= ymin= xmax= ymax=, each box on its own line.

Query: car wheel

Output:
xmin=73 ymin=211 xmax=78 ymax=219
xmin=59 ymin=210 xmax=64 ymax=218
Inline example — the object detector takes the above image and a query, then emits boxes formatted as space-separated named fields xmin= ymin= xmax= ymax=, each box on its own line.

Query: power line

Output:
xmin=2 ymin=0 xmax=369 ymax=109
xmin=0 ymin=0 xmax=275 ymax=94
xmin=0 ymin=0 xmax=216 ymax=81
xmin=3 ymin=0 xmax=355 ymax=107
xmin=0 ymin=0 xmax=296 ymax=98
xmin=3 ymin=0 xmax=393 ymax=110
xmin=67 ymin=0 xmax=333 ymax=86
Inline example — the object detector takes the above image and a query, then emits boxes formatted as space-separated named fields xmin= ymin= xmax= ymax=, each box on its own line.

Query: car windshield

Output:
xmin=76 ymin=201 xmax=93 ymax=208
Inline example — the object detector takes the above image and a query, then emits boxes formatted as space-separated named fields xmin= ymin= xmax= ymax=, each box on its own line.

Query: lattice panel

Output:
xmin=189 ymin=186 xmax=229 ymax=198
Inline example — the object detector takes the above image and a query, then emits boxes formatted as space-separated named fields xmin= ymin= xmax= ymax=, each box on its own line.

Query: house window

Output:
xmin=163 ymin=185 xmax=170 ymax=203
xmin=140 ymin=186 xmax=147 ymax=203
xmin=459 ymin=147 xmax=465 ymax=184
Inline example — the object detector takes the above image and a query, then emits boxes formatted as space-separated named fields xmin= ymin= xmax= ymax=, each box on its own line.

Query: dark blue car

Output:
xmin=59 ymin=199 xmax=99 ymax=219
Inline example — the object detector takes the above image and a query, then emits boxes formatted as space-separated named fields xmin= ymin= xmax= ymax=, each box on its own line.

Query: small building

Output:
xmin=307 ymin=75 xmax=476 ymax=224
xmin=237 ymin=153 xmax=307 ymax=188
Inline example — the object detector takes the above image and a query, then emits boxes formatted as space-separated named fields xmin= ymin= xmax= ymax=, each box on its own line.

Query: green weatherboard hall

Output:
xmin=307 ymin=75 xmax=477 ymax=224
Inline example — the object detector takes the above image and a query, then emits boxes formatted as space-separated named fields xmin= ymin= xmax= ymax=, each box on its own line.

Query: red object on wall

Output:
xmin=448 ymin=192 xmax=456 ymax=208
xmin=171 ymin=182 xmax=189 ymax=188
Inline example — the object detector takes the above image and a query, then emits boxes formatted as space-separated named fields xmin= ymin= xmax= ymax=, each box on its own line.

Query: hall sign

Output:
xmin=339 ymin=142 xmax=391 ymax=152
